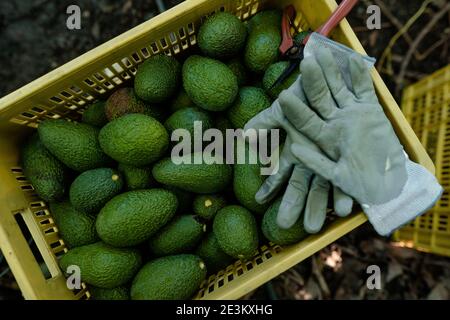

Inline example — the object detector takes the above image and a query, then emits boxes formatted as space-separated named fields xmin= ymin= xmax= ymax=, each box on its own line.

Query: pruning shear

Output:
xmin=272 ymin=0 xmax=359 ymax=89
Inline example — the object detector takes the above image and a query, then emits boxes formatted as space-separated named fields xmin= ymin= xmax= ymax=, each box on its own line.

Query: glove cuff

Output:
xmin=362 ymin=159 xmax=443 ymax=236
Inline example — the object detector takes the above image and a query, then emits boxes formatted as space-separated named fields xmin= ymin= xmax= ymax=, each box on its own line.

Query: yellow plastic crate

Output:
xmin=394 ymin=65 xmax=450 ymax=257
xmin=0 ymin=0 xmax=434 ymax=300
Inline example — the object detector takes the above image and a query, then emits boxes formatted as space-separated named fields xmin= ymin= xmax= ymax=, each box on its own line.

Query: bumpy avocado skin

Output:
xmin=244 ymin=26 xmax=281 ymax=74
xmin=82 ymin=101 xmax=108 ymax=127
xmin=50 ymin=201 xmax=98 ymax=249
xmin=169 ymin=89 xmax=195 ymax=113
xmin=247 ymin=10 xmax=282 ymax=33
xmin=98 ymin=113 xmax=169 ymax=167
xmin=233 ymin=142 xmax=269 ymax=214
xmin=198 ymin=12 xmax=247 ymax=59
xmin=164 ymin=107 xmax=213 ymax=136
xmin=149 ymin=215 xmax=206 ymax=256
xmin=196 ymin=232 xmax=234 ymax=273
xmin=213 ymin=205 xmax=259 ymax=260
xmin=69 ymin=168 xmax=123 ymax=214
xmin=105 ymin=87 xmax=165 ymax=122
xmin=227 ymin=86 xmax=271 ymax=129
xmin=182 ymin=55 xmax=238 ymax=112
xmin=193 ymin=194 xmax=227 ymax=221
xmin=131 ymin=254 xmax=207 ymax=300
xmin=152 ymin=153 xmax=232 ymax=194
xmin=226 ymin=58 xmax=249 ymax=86
xmin=21 ymin=133 xmax=67 ymax=202
xmin=118 ymin=163 xmax=154 ymax=190
xmin=96 ymin=189 xmax=178 ymax=247
xmin=38 ymin=119 xmax=111 ymax=172
xmin=59 ymin=242 xmax=142 ymax=289
xmin=134 ymin=54 xmax=181 ymax=103
xmin=89 ymin=286 xmax=130 ymax=300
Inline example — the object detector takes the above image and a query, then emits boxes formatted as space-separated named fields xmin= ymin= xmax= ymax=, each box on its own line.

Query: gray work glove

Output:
xmin=245 ymin=77 xmax=353 ymax=233
xmin=279 ymin=47 xmax=443 ymax=236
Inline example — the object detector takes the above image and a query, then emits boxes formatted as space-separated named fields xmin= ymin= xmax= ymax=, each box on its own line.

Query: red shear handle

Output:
xmin=279 ymin=5 xmax=296 ymax=54
xmin=316 ymin=0 xmax=359 ymax=37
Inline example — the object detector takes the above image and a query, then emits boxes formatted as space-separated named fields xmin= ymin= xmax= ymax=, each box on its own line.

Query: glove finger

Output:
xmin=279 ymin=90 xmax=326 ymax=142
xmin=276 ymin=165 xmax=313 ymax=229
xmin=280 ymin=118 xmax=321 ymax=152
xmin=244 ymin=101 xmax=284 ymax=132
xmin=290 ymin=143 xmax=337 ymax=182
xmin=300 ymin=56 xmax=338 ymax=119
xmin=315 ymin=47 xmax=355 ymax=107
xmin=333 ymin=185 xmax=353 ymax=217
xmin=291 ymin=75 xmax=309 ymax=103
xmin=348 ymin=53 xmax=378 ymax=103
xmin=303 ymin=175 xmax=329 ymax=234
xmin=255 ymin=144 xmax=295 ymax=204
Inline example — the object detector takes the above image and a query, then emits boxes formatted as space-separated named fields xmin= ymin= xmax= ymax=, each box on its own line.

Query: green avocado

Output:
xmin=233 ymin=142 xmax=269 ymax=214
xmin=149 ymin=215 xmax=206 ymax=256
xmin=21 ymin=133 xmax=67 ymax=202
xmin=227 ymin=86 xmax=271 ymax=129
xmin=182 ymin=55 xmax=238 ymax=112
xmin=38 ymin=119 xmax=111 ymax=172
xmin=59 ymin=242 xmax=142 ymax=289
xmin=96 ymin=189 xmax=178 ymax=247
xmin=195 ymin=232 xmax=234 ymax=274
xmin=164 ymin=107 xmax=213 ymax=136
xmin=82 ymin=101 xmax=108 ymax=127
xmin=226 ymin=58 xmax=249 ymax=86
xmin=152 ymin=153 xmax=232 ymax=194
xmin=213 ymin=205 xmax=259 ymax=260
xmin=131 ymin=254 xmax=206 ymax=300
xmin=118 ymin=163 xmax=155 ymax=190
xmin=134 ymin=54 xmax=181 ymax=103
xmin=163 ymin=185 xmax=193 ymax=214
xmin=247 ymin=10 xmax=282 ymax=33
xmin=198 ymin=12 xmax=247 ymax=59
xmin=89 ymin=286 xmax=129 ymax=300
xmin=244 ymin=26 xmax=281 ymax=74
xmin=50 ymin=201 xmax=98 ymax=248
xmin=193 ymin=194 xmax=227 ymax=221
xmin=169 ymin=89 xmax=195 ymax=113
xmin=99 ymin=113 xmax=169 ymax=167
xmin=104 ymin=87 xmax=165 ymax=122
xmin=69 ymin=168 xmax=123 ymax=214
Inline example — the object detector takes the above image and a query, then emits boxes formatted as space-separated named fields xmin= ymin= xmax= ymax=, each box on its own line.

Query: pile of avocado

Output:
xmin=21 ymin=10 xmax=308 ymax=301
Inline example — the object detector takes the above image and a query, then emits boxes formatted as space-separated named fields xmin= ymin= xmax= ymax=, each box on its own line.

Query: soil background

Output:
xmin=0 ymin=0 xmax=449 ymax=300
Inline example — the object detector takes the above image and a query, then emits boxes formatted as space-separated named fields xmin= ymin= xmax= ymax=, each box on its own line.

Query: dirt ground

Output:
xmin=0 ymin=0 xmax=449 ymax=300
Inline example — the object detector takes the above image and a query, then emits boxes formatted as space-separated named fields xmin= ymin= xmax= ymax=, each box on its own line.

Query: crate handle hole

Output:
xmin=31 ymin=107 xmax=45 ymax=113
xmin=13 ymin=212 xmax=56 ymax=280
xmin=84 ymin=79 xmax=95 ymax=86
xmin=178 ymin=27 xmax=186 ymax=38
xmin=50 ymin=96 xmax=63 ymax=103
